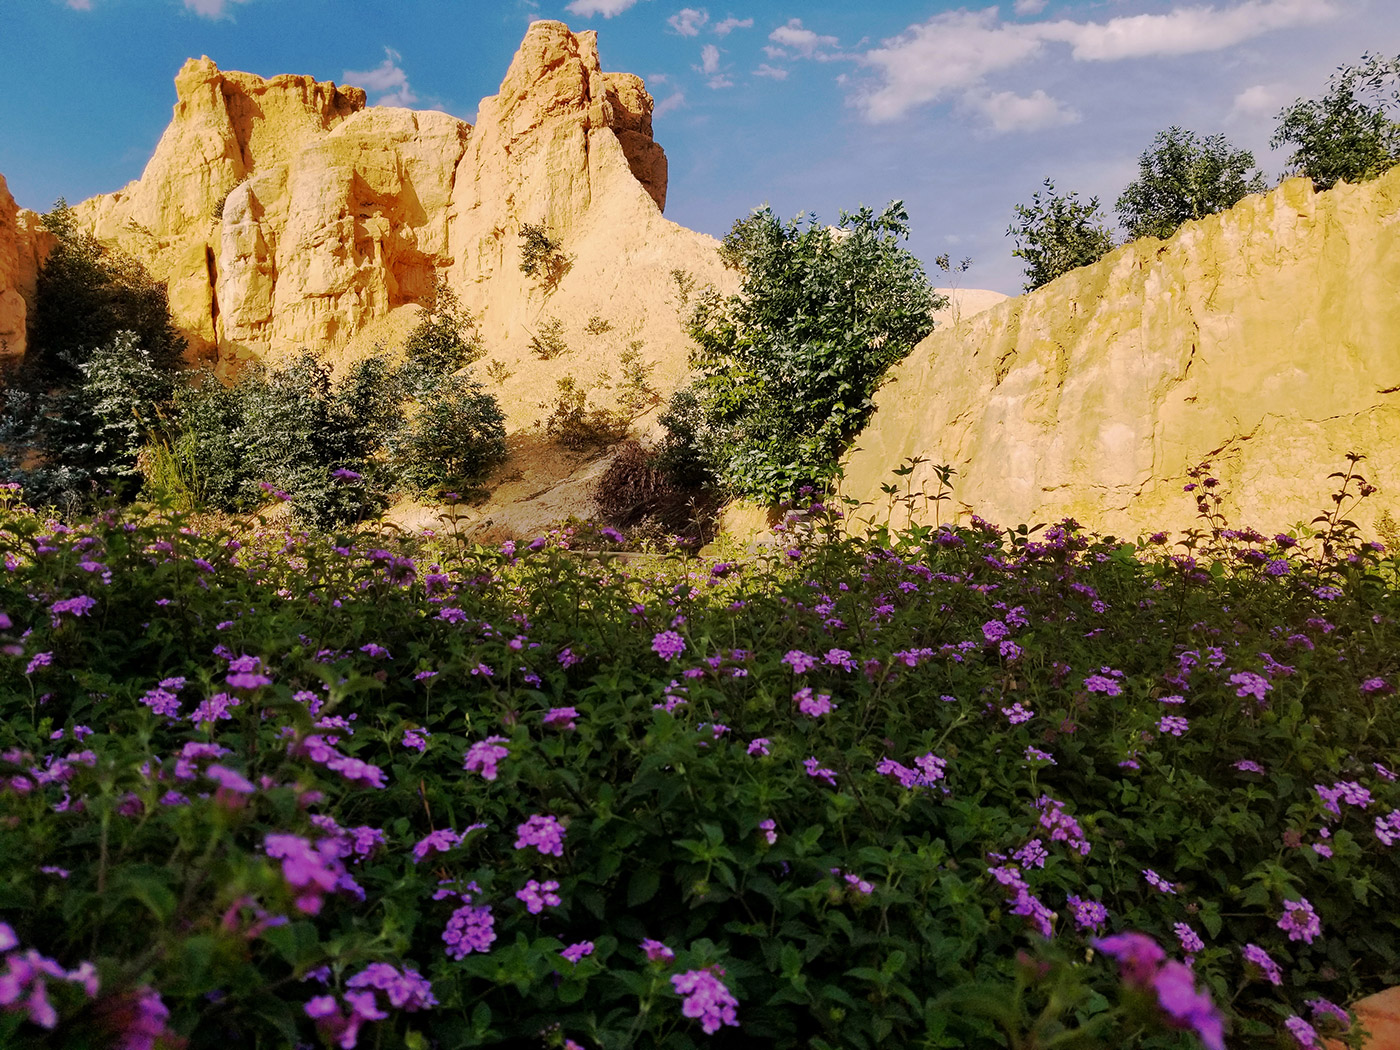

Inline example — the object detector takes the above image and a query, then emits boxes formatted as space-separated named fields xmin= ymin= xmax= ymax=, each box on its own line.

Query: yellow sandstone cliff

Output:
xmin=65 ymin=20 xmax=732 ymax=439
xmin=0 ymin=174 xmax=53 ymax=365
xmin=841 ymin=168 xmax=1400 ymax=539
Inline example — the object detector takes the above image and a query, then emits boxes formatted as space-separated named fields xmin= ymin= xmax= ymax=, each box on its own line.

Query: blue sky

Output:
xmin=1 ymin=0 xmax=1396 ymax=293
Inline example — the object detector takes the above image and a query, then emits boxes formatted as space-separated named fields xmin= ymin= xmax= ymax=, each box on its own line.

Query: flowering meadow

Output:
xmin=0 ymin=473 xmax=1397 ymax=1050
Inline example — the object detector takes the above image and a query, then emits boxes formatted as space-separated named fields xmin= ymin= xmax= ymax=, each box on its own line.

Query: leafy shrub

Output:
xmin=1273 ymin=52 xmax=1400 ymax=191
xmin=483 ymin=359 xmax=514 ymax=386
xmin=584 ymin=316 xmax=613 ymax=336
xmin=0 ymin=467 xmax=1395 ymax=1049
xmin=387 ymin=375 xmax=506 ymax=491
xmin=1008 ymin=179 xmax=1117 ymax=292
xmin=615 ymin=342 xmax=656 ymax=416
xmin=519 ymin=223 xmax=570 ymax=292
xmin=398 ymin=282 xmax=483 ymax=382
xmin=26 ymin=200 xmax=186 ymax=386
xmin=673 ymin=201 xmax=940 ymax=504
xmin=529 ymin=317 xmax=569 ymax=360
xmin=542 ymin=377 xmax=628 ymax=451
xmin=1116 ymin=127 xmax=1268 ymax=241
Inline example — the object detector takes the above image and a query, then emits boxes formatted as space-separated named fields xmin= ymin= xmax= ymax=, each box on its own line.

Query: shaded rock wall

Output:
xmin=0 ymin=174 xmax=53 ymax=365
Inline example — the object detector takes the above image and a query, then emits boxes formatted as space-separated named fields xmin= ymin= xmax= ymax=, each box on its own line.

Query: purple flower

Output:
xmin=345 ymin=963 xmax=436 ymax=1010
xmin=1277 ymin=898 xmax=1321 ymax=944
xmin=642 ymin=938 xmax=675 ymax=963
xmin=264 ymin=834 xmax=345 ymax=915
xmin=781 ymin=649 xmax=816 ymax=673
xmin=803 ymin=757 xmax=837 ymax=786
xmin=412 ymin=829 xmax=462 ymax=863
xmin=205 ymin=764 xmax=255 ymax=795
xmin=824 ymin=648 xmax=856 ymax=671
xmin=515 ymin=879 xmax=561 ymax=914
xmin=651 ymin=631 xmax=686 ymax=661
xmin=1142 ymin=868 xmax=1177 ymax=894
xmin=758 ymin=818 xmax=777 ymax=845
xmin=1362 ymin=677 xmax=1394 ymax=695
xmin=543 ymin=707 xmax=578 ymax=731
xmin=747 ymin=737 xmax=770 ymax=757
xmin=1023 ymin=746 xmax=1056 ymax=764
xmin=1242 ymin=943 xmax=1283 ymax=985
xmin=1066 ymin=894 xmax=1107 ymax=933
xmin=515 ymin=814 xmax=566 ymax=856
xmin=49 ymin=595 xmax=97 ymax=622
xmin=24 ymin=652 xmax=52 ymax=676
xmin=463 ymin=736 xmax=509 ymax=781
xmin=1234 ymin=759 xmax=1265 ymax=774
xmin=331 ymin=468 xmax=362 ymax=482
xmin=793 ymin=687 xmax=835 ymax=717
xmin=982 ymin=619 xmax=1009 ymax=642
xmin=1152 ymin=959 xmax=1225 ymax=1050
xmin=402 ymin=728 xmax=430 ymax=752
xmin=1174 ymin=922 xmax=1204 ymax=958
xmin=443 ymin=904 xmax=495 ymax=959
xmin=1375 ymin=809 xmax=1400 ymax=845
xmin=671 ymin=967 xmax=739 ymax=1035
xmin=1285 ymin=1015 xmax=1321 ymax=1049
xmin=1001 ymin=702 xmax=1033 ymax=725
xmin=1094 ymin=932 xmax=1165 ymax=987
xmin=1083 ymin=673 xmax=1122 ymax=696
xmin=1230 ymin=671 xmax=1270 ymax=701
xmin=1157 ymin=715 xmax=1189 ymax=736
xmin=560 ymin=941 xmax=594 ymax=963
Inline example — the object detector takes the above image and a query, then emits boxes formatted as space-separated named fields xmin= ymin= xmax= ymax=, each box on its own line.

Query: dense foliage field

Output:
xmin=0 ymin=474 xmax=1397 ymax=1050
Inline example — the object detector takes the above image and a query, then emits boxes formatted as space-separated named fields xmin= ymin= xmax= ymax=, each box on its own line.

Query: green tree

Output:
xmin=1116 ymin=127 xmax=1268 ymax=241
xmin=1007 ymin=179 xmax=1116 ymax=292
xmin=398 ymin=281 xmax=482 ymax=382
xmin=27 ymin=200 xmax=186 ymax=386
xmin=1272 ymin=52 xmax=1400 ymax=191
xmin=672 ymin=201 xmax=941 ymax=503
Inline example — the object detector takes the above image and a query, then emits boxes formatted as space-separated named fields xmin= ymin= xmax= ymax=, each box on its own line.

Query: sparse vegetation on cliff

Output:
xmin=1116 ymin=127 xmax=1268 ymax=241
xmin=1008 ymin=179 xmax=1116 ymax=292
xmin=1274 ymin=52 xmax=1400 ymax=191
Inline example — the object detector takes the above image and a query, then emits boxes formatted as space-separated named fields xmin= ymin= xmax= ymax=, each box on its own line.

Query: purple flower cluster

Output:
xmin=793 ymin=687 xmax=835 ymax=717
xmin=515 ymin=814 xmax=566 ymax=856
xmin=670 ymin=967 xmax=739 ymax=1034
xmin=1036 ymin=796 xmax=1091 ymax=856
xmin=1276 ymin=898 xmax=1321 ymax=944
xmin=515 ymin=879 xmax=561 ymax=914
xmin=651 ymin=631 xmax=686 ymax=661
xmin=463 ymin=736 xmax=509 ymax=781
xmin=1094 ymin=932 xmax=1224 ymax=1050
xmin=0 ymin=928 xmax=101 ymax=1030
xmin=443 ymin=904 xmax=496 ymax=958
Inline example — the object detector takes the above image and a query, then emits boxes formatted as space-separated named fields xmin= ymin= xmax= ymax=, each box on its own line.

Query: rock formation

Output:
xmin=841 ymin=168 xmax=1400 ymax=539
xmin=0 ymin=174 xmax=53 ymax=365
xmin=64 ymin=20 xmax=732 ymax=437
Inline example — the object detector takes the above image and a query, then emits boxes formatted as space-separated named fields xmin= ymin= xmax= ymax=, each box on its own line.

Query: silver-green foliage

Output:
xmin=1116 ymin=127 xmax=1268 ymax=241
xmin=1273 ymin=52 xmax=1400 ymax=191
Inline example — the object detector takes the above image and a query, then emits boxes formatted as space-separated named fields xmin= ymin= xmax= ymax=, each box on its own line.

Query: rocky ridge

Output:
xmin=841 ymin=167 xmax=1400 ymax=539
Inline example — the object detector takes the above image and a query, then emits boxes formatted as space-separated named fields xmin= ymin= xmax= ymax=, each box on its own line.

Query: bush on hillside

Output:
xmin=1007 ymin=179 xmax=1116 ymax=292
xmin=1273 ymin=52 xmax=1400 ymax=191
xmin=668 ymin=201 xmax=940 ymax=504
xmin=1116 ymin=127 xmax=1268 ymax=241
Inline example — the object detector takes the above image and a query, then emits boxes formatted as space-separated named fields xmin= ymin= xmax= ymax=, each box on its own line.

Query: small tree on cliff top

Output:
xmin=1007 ymin=179 xmax=1116 ymax=292
xmin=1272 ymin=52 xmax=1400 ymax=191
xmin=1116 ymin=127 xmax=1268 ymax=241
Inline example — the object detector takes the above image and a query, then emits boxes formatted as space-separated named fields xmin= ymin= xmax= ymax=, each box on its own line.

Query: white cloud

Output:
xmin=183 ymin=0 xmax=251 ymax=18
xmin=754 ymin=63 xmax=789 ymax=80
xmin=859 ymin=9 xmax=1045 ymax=122
xmin=708 ymin=75 xmax=735 ymax=89
xmin=654 ymin=91 xmax=686 ymax=117
xmin=66 ymin=0 xmax=94 ymax=9
xmin=763 ymin=45 xmax=789 ymax=59
xmin=565 ymin=0 xmax=643 ymax=17
xmin=1013 ymin=0 xmax=1048 ymax=13
xmin=699 ymin=43 xmax=721 ymax=75
xmin=855 ymin=0 xmax=1341 ymax=123
xmin=769 ymin=18 xmax=840 ymax=58
xmin=668 ymin=7 xmax=707 ymax=36
xmin=1038 ymin=0 xmax=1338 ymax=61
xmin=1230 ymin=82 xmax=1288 ymax=119
xmin=713 ymin=15 xmax=753 ymax=36
xmin=965 ymin=88 xmax=1080 ymax=133
xmin=344 ymin=47 xmax=419 ymax=107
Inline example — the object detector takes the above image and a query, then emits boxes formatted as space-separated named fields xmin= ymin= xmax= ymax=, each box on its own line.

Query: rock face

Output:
xmin=73 ymin=56 xmax=467 ymax=368
xmin=841 ymin=168 xmax=1400 ymax=538
xmin=0 ymin=174 xmax=52 ymax=365
xmin=65 ymin=21 xmax=731 ymax=432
